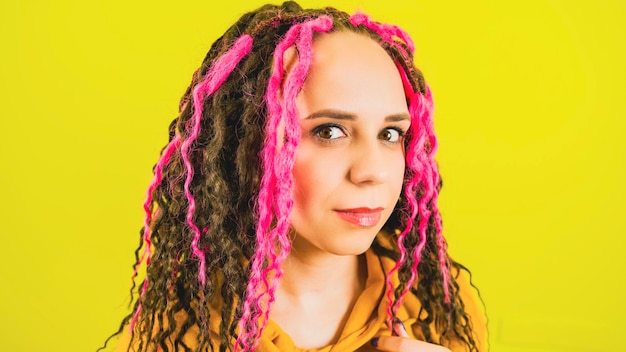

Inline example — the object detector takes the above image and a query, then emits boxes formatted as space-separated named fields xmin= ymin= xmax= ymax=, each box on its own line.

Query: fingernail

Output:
xmin=370 ymin=337 xmax=379 ymax=347
xmin=392 ymin=318 xmax=407 ymax=335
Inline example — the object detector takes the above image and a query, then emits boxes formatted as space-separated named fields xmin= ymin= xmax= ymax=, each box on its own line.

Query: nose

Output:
xmin=348 ymin=141 xmax=389 ymax=185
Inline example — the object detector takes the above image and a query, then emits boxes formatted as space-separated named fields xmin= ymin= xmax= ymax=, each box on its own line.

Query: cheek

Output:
xmin=292 ymin=167 xmax=314 ymax=204
xmin=292 ymin=152 xmax=323 ymax=207
xmin=292 ymin=148 xmax=345 ymax=207
xmin=391 ymin=153 xmax=407 ymax=194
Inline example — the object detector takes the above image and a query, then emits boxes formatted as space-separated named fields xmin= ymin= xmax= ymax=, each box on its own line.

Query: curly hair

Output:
xmin=100 ymin=2 xmax=482 ymax=351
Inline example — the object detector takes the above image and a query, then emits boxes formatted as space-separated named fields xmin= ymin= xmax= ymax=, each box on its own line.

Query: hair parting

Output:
xmin=349 ymin=12 xmax=415 ymax=55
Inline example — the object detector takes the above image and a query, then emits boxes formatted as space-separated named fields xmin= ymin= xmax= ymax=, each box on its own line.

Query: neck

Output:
xmin=278 ymin=249 xmax=366 ymax=300
xmin=268 ymin=241 xmax=369 ymax=349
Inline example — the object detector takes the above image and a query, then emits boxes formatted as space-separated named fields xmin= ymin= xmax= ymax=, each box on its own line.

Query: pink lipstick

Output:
xmin=334 ymin=207 xmax=383 ymax=227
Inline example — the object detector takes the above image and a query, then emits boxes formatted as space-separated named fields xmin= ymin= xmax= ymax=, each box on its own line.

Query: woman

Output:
xmin=104 ymin=2 xmax=487 ymax=351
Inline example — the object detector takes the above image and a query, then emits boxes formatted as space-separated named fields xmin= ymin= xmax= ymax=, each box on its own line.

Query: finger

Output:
xmin=392 ymin=318 xmax=409 ymax=337
xmin=371 ymin=336 xmax=451 ymax=352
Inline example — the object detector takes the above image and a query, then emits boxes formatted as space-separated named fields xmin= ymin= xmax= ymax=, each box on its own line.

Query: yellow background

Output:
xmin=1 ymin=1 xmax=624 ymax=351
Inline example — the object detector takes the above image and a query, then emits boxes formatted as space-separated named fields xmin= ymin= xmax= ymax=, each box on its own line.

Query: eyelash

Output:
xmin=311 ymin=123 xmax=345 ymax=143
xmin=379 ymin=126 xmax=406 ymax=143
xmin=310 ymin=123 xmax=407 ymax=144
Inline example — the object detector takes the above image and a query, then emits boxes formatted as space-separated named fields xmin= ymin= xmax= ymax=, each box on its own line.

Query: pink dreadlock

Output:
xmin=236 ymin=16 xmax=334 ymax=352
xmin=350 ymin=12 xmax=452 ymax=330
xmin=128 ymin=35 xmax=253 ymax=333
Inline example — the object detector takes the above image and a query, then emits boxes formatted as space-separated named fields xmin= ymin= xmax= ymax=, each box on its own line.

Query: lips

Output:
xmin=334 ymin=207 xmax=384 ymax=227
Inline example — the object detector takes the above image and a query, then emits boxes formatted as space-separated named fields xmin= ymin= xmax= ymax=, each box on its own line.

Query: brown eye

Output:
xmin=314 ymin=125 xmax=345 ymax=140
xmin=379 ymin=128 xmax=401 ymax=142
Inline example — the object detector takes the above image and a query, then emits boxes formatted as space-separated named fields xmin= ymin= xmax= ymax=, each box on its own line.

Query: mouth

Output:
xmin=334 ymin=207 xmax=384 ymax=227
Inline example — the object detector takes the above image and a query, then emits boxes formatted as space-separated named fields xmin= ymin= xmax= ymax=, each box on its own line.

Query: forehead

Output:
xmin=308 ymin=31 xmax=398 ymax=79
xmin=299 ymin=31 xmax=408 ymax=112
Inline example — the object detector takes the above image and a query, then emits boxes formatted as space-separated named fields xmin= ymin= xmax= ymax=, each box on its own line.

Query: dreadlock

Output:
xmin=99 ymin=2 xmax=482 ymax=351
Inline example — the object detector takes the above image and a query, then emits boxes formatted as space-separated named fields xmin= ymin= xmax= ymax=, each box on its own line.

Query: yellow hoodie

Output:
xmin=254 ymin=249 xmax=486 ymax=351
xmin=116 ymin=249 xmax=486 ymax=351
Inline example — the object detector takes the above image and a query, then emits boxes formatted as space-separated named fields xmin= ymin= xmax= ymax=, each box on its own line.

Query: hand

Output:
xmin=370 ymin=319 xmax=451 ymax=352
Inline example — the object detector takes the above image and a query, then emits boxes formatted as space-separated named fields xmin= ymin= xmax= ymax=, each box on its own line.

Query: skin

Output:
xmin=289 ymin=30 xmax=409 ymax=262
xmin=373 ymin=320 xmax=451 ymax=352
xmin=270 ymin=31 xmax=451 ymax=351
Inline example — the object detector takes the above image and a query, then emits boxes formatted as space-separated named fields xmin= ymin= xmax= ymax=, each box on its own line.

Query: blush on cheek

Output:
xmin=291 ymin=165 xmax=314 ymax=201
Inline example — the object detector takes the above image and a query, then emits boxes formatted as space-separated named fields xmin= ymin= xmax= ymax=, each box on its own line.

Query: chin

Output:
xmin=328 ymin=237 xmax=376 ymax=256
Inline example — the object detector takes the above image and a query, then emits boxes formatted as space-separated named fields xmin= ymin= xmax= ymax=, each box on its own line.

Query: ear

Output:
xmin=270 ymin=46 xmax=299 ymax=150
xmin=279 ymin=45 xmax=299 ymax=100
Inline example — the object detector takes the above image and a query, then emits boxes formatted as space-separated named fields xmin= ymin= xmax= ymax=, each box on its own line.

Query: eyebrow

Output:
xmin=304 ymin=109 xmax=411 ymax=122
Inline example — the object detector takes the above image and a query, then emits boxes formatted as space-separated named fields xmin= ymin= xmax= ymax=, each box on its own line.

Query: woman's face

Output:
xmin=289 ymin=31 xmax=410 ymax=257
